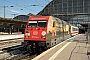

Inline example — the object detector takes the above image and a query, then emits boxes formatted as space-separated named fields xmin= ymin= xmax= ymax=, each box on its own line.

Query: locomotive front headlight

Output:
xmin=25 ymin=30 xmax=30 ymax=38
xmin=41 ymin=31 xmax=46 ymax=36
xmin=41 ymin=31 xmax=46 ymax=38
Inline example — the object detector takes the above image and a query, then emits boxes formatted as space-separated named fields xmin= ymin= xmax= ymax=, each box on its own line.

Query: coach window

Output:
xmin=53 ymin=21 xmax=56 ymax=27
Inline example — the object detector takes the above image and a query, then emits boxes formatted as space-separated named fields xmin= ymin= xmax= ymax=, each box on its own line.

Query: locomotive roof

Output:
xmin=55 ymin=17 xmax=62 ymax=23
xmin=62 ymin=20 xmax=68 ymax=24
xmin=28 ymin=16 xmax=68 ymax=25
xmin=28 ymin=16 xmax=50 ymax=20
xmin=55 ymin=17 xmax=68 ymax=24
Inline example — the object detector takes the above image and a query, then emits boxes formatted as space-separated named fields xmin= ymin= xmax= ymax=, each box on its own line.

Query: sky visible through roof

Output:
xmin=0 ymin=0 xmax=51 ymax=18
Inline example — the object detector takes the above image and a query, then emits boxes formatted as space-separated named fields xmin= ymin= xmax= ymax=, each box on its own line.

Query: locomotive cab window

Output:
xmin=28 ymin=21 xmax=37 ymax=27
xmin=38 ymin=21 xmax=47 ymax=27
xmin=28 ymin=20 xmax=47 ymax=27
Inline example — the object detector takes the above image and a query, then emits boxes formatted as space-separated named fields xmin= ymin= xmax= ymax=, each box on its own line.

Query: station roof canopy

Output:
xmin=81 ymin=24 xmax=88 ymax=27
xmin=0 ymin=17 xmax=27 ymax=27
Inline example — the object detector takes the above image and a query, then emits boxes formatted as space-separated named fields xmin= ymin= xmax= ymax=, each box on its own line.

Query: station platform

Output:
xmin=0 ymin=33 xmax=24 ymax=40
xmin=32 ymin=34 xmax=90 ymax=60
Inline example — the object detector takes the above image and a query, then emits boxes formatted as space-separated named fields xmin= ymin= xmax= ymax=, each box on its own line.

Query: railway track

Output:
xmin=0 ymin=38 xmax=24 ymax=45
xmin=0 ymin=38 xmax=40 ymax=60
xmin=0 ymin=38 xmax=23 ymax=59
xmin=6 ymin=53 xmax=37 ymax=60
xmin=0 ymin=38 xmax=23 ymax=49
xmin=0 ymin=45 xmax=38 ymax=60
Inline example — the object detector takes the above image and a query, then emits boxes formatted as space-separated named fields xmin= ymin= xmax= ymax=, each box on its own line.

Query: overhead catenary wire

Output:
xmin=34 ymin=0 xmax=44 ymax=7
xmin=4 ymin=0 xmax=37 ymax=13
xmin=44 ymin=0 xmax=50 ymax=6
xmin=2 ymin=0 xmax=52 ymax=17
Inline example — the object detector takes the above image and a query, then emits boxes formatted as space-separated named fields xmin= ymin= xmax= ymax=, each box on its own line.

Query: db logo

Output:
xmin=33 ymin=31 xmax=38 ymax=35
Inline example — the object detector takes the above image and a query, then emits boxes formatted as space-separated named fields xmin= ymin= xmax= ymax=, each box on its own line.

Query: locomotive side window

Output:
xmin=28 ymin=21 xmax=37 ymax=27
xmin=53 ymin=21 xmax=55 ymax=27
xmin=38 ymin=21 xmax=47 ymax=27
xmin=72 ymin=28 xmax=78 ymax=31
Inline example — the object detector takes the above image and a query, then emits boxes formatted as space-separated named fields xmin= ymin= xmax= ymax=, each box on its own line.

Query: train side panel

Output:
xmin=46 ymin=16 xmax=71 ymax=47
xmin=46 ymin=16 xmax=56 ymax=47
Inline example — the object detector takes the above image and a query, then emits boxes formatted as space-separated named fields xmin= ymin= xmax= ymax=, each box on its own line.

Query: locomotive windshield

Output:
xmin=28 ymin=21 xmax=37 ymax=27
xmin=38 ymin=21 xmax=47 ymax=27
xmin=28 ymin=20 xmax=47 ymax=27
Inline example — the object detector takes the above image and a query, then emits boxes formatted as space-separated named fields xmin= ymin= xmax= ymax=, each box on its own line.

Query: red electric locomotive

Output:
xmin=24 ymin=16 xmax=48 ymax=42
xmin=23 ymin=16 xmax=72 ymax=53
xmin=23 ymin=16 xmax=50 ymax=53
